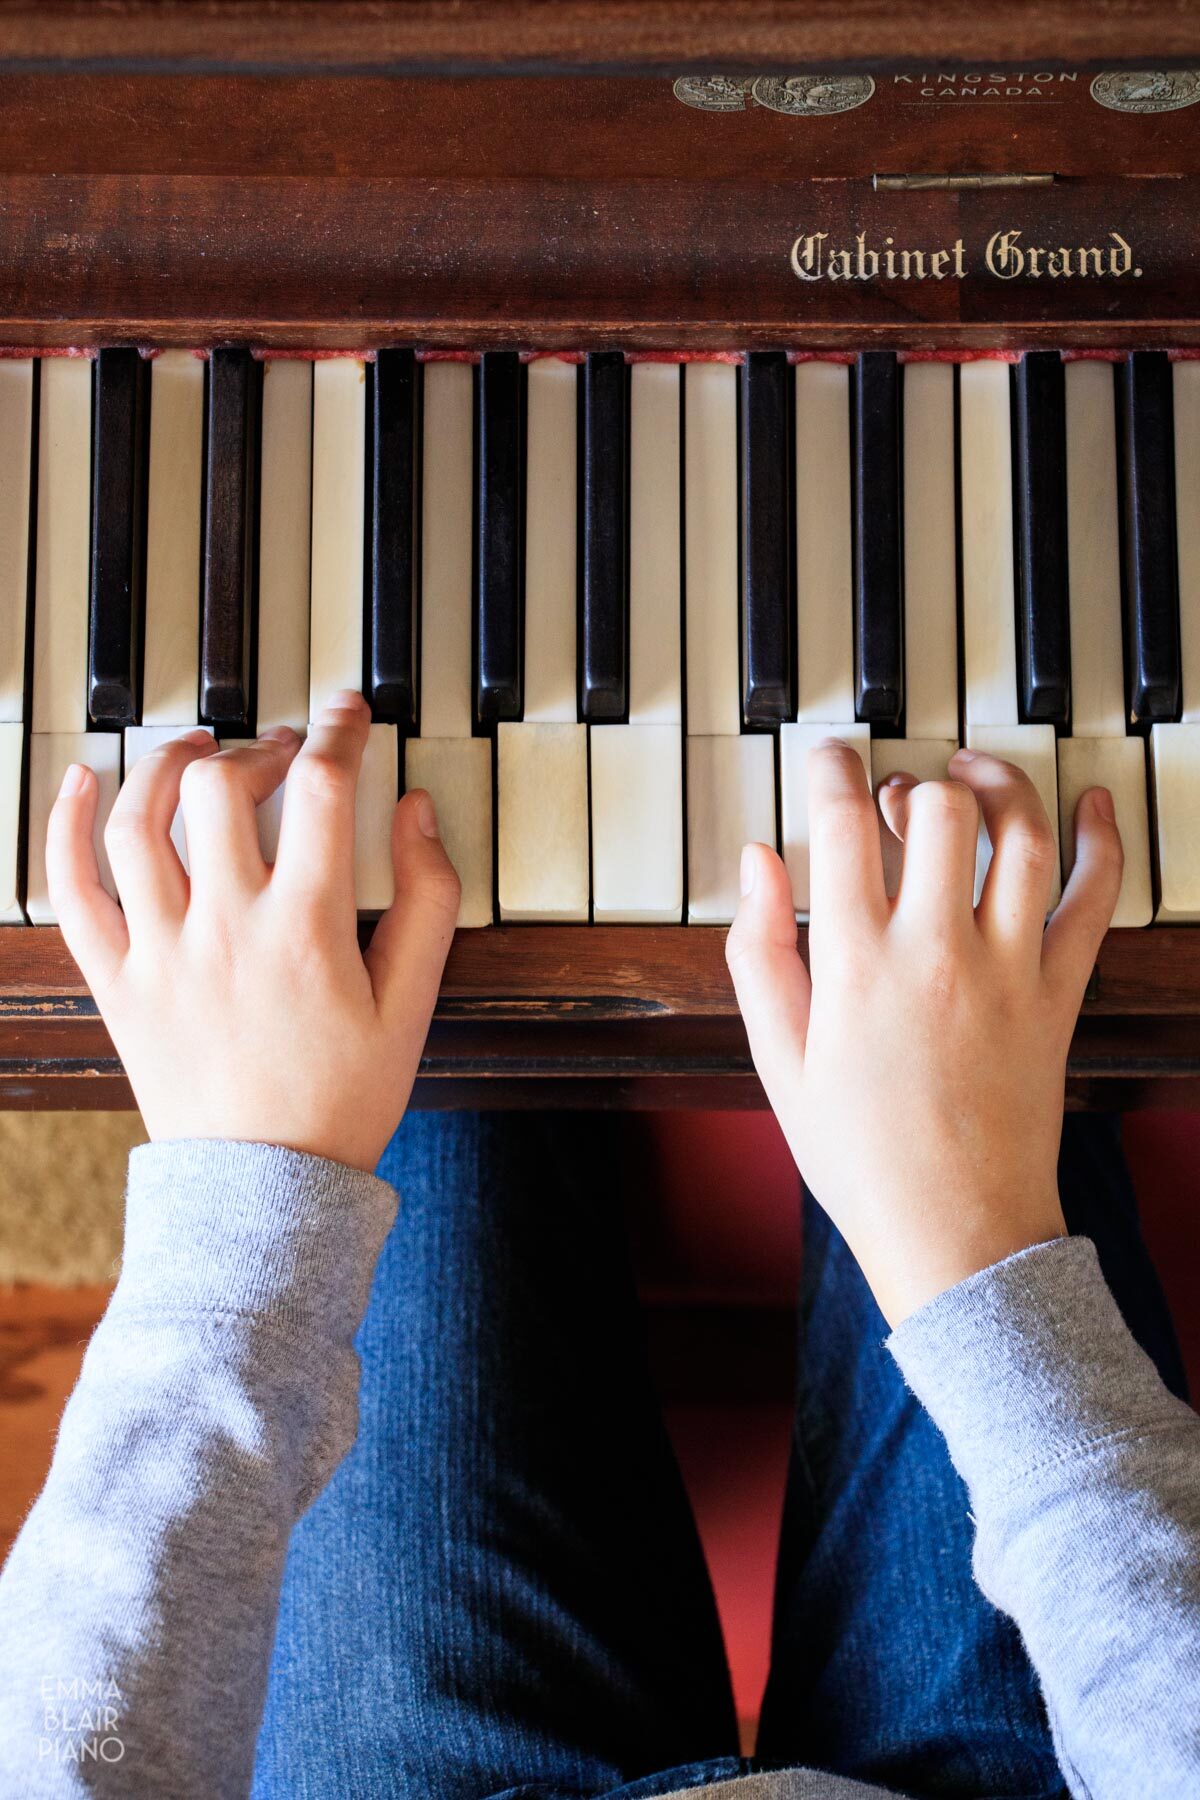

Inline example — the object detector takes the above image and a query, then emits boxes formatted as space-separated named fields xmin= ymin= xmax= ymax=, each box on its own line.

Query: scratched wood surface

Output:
xmin=1 ymin=929 xmax=1199 ymax=1109
xmin=0 ymin=2 xmax=1196 ymax=74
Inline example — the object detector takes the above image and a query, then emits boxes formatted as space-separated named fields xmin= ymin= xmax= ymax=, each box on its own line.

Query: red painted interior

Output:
xmin=635 ymin=1110 xmax=1200 ymax=1729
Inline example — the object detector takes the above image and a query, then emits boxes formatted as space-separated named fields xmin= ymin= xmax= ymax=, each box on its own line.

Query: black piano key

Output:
xmin=475 ymin=351 xmax=523 ymax=725
xmin=370 ymin=348 xmax=418 ymax=727
xmin=1013 ymin=351 xmax=1071 ymax=727
xmin=1119 ymin=350 xmax=1181 ymax=726
xmin=201 ymin=348 xmax=259 ymax=731
xmin=581 ymin=352 xmax=628 ymax=721
xmin=853 ymin=351 xmax=904 ymax=730
xmin=740 ymin=351 xmax=792 ymax=727
xmin=89 ymin=348 xmax=147 ymax=727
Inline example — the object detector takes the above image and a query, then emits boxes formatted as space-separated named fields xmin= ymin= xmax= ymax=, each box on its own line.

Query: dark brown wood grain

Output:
xmin=0 ymin=173 xmax=1195 ymax=352
xmin=1 ymin=74 xmax=1197 ymax=183
xmin=3 ymin=928 xmax=1200 ymax=1109
xmin=0 ymin=2 xmax=1197 ymax=75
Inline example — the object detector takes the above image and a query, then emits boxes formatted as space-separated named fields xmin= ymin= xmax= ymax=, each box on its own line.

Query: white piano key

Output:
xmin=32 ymin=358 xmax=92 ymax=733
xmin=1066 ymin=359 xmax=1126 ymax=737
xmin=523 ymin=358 xmax=577 ymax=723
xmin=591 ymin=724 xmax=683 ymax=922
xmin=684 ymin=363 xmax=740 ymax=736
xmin=27 ymin=732 xmax=120 ymax=924
xmin=124 ymin=724 xmax=215 ymax=870
xmin=309 ymin=358 xmax=366 ymax=718
xmin=0 ymin=725 xmax=23 ymax=921
xmin=419 ymin=362 xmax=475 ymax=739
xmin=687 ymin=734 xmax=776 ymax=924
xmin=257 ymin=359 xmax=313 ymax=733
xmin=902 ymin=363 xmax=958 ymax=741
xmin=354 ymin=722 xmax=399 ymax=914
xmin=0 ymin=360 xmax=33 ymax=722
xmin=1174 ymin=361 xmax=1200 ymax=722
xmin=498 ymin=721 xmax=589 ymax=921
xmin=1150 ymin=723 xmax=1200 ymax=921
xmin=404 ymin=736 xmax=493 ymax=928
xmin=960 ymin=360 xmax=1019 ymax=728
xmin=795 ymin=361 xmax=854 ymax=724
xmin=780 ymin=722 xmax=871 ymax=919
xmin=142 ymin=351 xmax=204 ymax=725
xmin=967 ymin=723 xmax=1060 ymax=908
xmin=629 ymin=363 xmax=682 ymax=725
xmin=1058 ymin=735 xmax=1152 ymax=928
xmin=870 ymin=737 xmax=959 ymax=897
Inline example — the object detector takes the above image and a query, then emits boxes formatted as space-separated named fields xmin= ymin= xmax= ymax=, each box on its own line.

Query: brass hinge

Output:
xmin=873 ymin=172 xmax=1056 ymax=192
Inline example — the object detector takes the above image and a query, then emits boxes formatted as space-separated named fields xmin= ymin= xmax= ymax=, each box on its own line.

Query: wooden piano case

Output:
xmin=0 ymin=1 xmax=1198 ymax=1109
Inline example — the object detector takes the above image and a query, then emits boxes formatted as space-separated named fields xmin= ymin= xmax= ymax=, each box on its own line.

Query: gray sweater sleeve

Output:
xmin=0 ymin=1139 xmax=397 ymax=1800
xmin=889 ymin=1235 xmax=1200 ymax=1800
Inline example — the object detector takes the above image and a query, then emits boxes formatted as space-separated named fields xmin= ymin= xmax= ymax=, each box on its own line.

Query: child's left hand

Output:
xmin=46 ymin=690 xmax=462 ymax=1173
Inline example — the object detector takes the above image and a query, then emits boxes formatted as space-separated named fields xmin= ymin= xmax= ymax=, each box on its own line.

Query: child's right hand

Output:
xmin=726 ymin=744 xmax=1124 ymax=1327
xmin=46 ymin=691 xmax=461 ymax=1174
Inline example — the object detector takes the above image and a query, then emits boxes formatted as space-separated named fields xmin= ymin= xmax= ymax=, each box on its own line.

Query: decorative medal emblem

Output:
xmin=672 ymin=75 xmax=756 ymax=112
xmin=751 ymin=73 xmax=876 ymax=116
xmin=1091 ymin=69 xmax=1200 ymax=113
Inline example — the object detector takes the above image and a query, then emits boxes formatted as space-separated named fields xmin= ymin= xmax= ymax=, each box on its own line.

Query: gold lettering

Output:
xmin=790 ymin=233 xmax=826 ymax=281
xmin=900 ymin=249 xmax=927 ymax=279
xmin=986 ymin=230 xmax=1024 ymax=278
xmin=1108 ymin=232 xmax=1133 ymax=277
xmin=1047 ymin=248 xmax=1072 ymax=277
xmin=828 ymin=249 xmax=852 ymax=280
xmin=855 ymin=233 xmax=878 ymax=280
xmin=1079 ymin=247 xmax=1104 ymax=276
xmin=930 ymin=249 xmax=951 ymax=278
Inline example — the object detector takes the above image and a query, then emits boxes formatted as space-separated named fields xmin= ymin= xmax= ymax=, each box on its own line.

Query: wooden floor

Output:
xmin=0 ymin=1283 xmax=111 ymax=1560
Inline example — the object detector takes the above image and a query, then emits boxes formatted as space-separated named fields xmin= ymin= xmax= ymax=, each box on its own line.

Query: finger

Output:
xmin=46 ymin=762 xmax=128 ymax=988
xmin=877 ymin=771 xmax=918 ymax=843
xmin=365 ymin=791 xmax=462 ymax=1033
xmin=807 ymin=742 xmax=888 ymax=935
xmin=273 ymin=692 xmax=371 ymax=915
xmin=104 ymin=730 xmax=218 ymax=939
xmin=726 ymin=841 xmax=812 ymax=1101
xmin=892 ymin=778 xmax=980 ymax=937
xmin=180 ymin=728 xmax=302 ymax=902
xmin=949 ymin=748 xmax=1059 ymax=954
xmin=1042 ymin=787 xmax=1124 ymax=1003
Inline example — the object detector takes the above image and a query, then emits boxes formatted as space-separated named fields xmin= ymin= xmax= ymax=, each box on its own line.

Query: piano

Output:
xmin=0 ymin=1 xmax=1199 ymax=1110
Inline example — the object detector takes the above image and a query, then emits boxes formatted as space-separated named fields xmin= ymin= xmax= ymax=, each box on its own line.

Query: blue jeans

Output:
xmin=252 ymin=1114 xmax=1187 ymax=1800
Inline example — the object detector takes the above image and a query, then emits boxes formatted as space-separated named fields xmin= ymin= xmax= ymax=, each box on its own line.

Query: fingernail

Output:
xmin=58 ymin=763 xmax=87 ymax=798
xmin=814 ymin=735 xmax=848 ymax=751
xmin=739 ymin=845 xmax=756 ymax=897
xmin=415 ymin=793 xmax=440 ymax=839
xmin=325 ymin=689 xmax=367 ymax=713
xmin=884 ymin=771 xmax=916 ymax=788
xmin=951 ymin=746 xmax=976 ymax=763
xmin=260 ymin=725 xmax=300 ymax=744
xmin=1091 ymin=786 xmax=1115 ymax=823
xmin=182 ymin=728 xmax=215 ymax=747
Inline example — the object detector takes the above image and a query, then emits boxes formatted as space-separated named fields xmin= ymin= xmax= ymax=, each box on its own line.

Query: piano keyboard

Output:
xmin=4 ymin=349 xmax=1199 ymax=929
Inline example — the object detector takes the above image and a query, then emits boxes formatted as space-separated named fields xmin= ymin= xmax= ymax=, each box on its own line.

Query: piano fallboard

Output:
xmin=3 ymin=926 xmax=1200 ymax=1111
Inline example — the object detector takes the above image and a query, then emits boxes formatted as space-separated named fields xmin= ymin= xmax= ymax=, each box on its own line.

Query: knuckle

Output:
xmin=919 ymin=779 xmax=977 ymax=823
xmin=104 ymin=805 xmax=155 ymax=856
xmin=179 ymin=752 xmax=240 ymax=806
xmin=292 ymin=750 xmax=355 ymax=805
xmin=415 ymin=862 xmax=462 ymax=919
xmin=1013 ymin=821 xmax=1058 ymax=875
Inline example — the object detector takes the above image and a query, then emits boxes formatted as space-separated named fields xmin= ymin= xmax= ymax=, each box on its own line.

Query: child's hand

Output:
xmin=47 ymin=692 xmax=461 ymax=1174
xmin=727 ymin=744 xmax=1124 ymax=1326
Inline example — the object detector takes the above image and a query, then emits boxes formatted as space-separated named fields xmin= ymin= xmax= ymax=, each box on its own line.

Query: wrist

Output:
xmin=862 ymin=1192 xmax=1067 ymax=1328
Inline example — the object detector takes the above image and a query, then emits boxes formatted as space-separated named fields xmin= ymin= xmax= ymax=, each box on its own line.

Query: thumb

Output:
xmin=365 ymin=790 xmax=462 ymax=1025
xmin=725 ymin=841 xmax=811 ymax=1096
